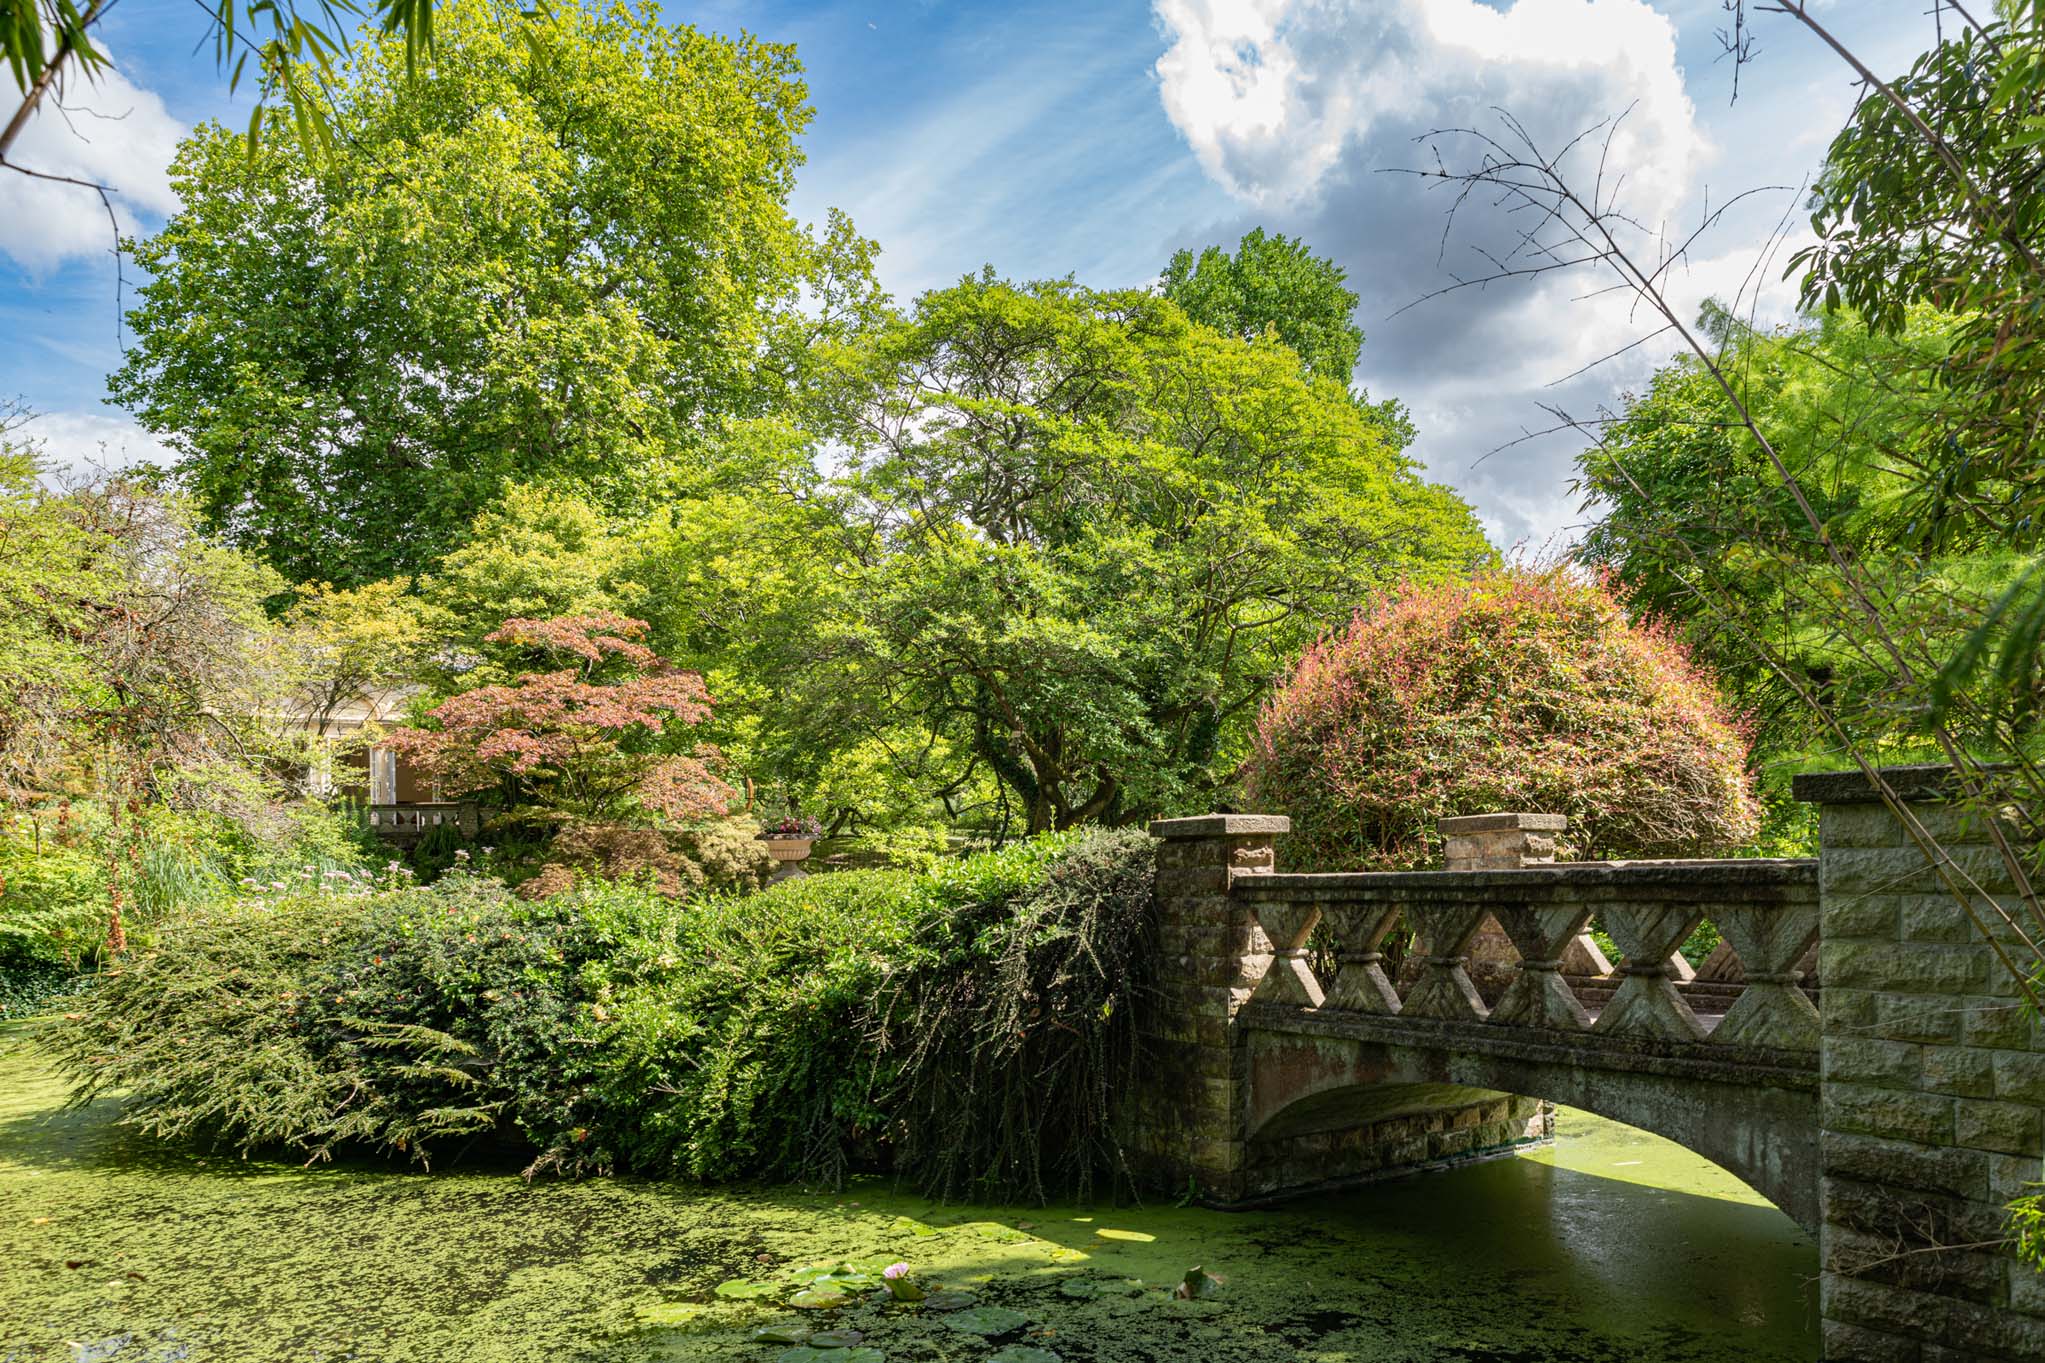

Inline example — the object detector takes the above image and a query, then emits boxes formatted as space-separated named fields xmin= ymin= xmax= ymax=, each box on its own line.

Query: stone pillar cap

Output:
xmin=1437 ymin=812 xmax=1568 ymax=834
xmin=1789 ymin=763 xmax=1989 ymax=805
xmin=1147 ymin=814 xmax=1292 ymax=839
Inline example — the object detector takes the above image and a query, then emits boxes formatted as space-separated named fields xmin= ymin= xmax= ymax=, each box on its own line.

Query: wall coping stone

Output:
xmin=1438 ymin=812 xmax=1569 ymax=834
xmin=1792 ymin=763 xmax=1965 ymax=805
xmin=1149 ymin=814 xmax=1292 ymax=838
xmin=1234 ymin=858 xmax=1815 ymax=901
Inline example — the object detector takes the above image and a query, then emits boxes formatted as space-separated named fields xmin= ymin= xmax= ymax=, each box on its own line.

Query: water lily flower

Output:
xmin=882 ymin=1262 xmax=910 ymax=1280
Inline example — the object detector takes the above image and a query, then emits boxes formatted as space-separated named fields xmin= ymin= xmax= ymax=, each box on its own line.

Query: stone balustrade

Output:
xmin=1233 ymin=857 xmax=1821 ymax=1052
xmin=366 ymin=801 xmax=480 ymax=844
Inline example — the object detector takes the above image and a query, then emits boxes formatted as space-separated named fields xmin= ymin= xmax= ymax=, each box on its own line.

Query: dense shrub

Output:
xmin=48 ymin=868 xmax=600 ymax=1164
xmin=1247 ymin=568 xmax=1761 ymax=869
xmin=45 ymin=828 xmax=1159 ymax=1200
xmin=514 ymin=814 xmax=774 ymax=900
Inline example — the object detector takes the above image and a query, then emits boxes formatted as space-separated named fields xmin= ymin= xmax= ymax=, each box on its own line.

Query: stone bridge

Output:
xmin=1128 ymin=769 xmax=2045 ymax=1363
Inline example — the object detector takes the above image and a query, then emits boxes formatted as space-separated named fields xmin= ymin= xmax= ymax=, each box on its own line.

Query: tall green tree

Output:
xmin=1785 ymin=0 xmax=2045 ymax=712
xmin=1161 ymin=228 xmax=1415 ymax=448
xmin=112 ymin=0 xmax=878 ymax=587
xmin=1160 ymin=228 xmax=1364 ymax=385
xmin=718 ymin=275 xmax=1492 ymax=832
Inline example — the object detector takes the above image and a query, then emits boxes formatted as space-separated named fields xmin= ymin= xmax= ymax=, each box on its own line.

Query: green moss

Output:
xmin=0 ymin=1030 xmax=1816 ymax=1362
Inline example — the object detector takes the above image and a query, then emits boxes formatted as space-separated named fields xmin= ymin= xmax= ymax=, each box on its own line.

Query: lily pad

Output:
xmin=774 ymin=1350 xmax=885 ymax=1363
xmin=922 ymin=1290 xmax=976 ymax=1312
xmin=1055 ymin=1278 xmax=1097 ymax=1299
xmin=943 ymin=1306 xmax=1029 ymax=1338
xmin=809 ymin=1329 xmax=864 ymax=1348
xmin=789 ymin=1288 xmax=855 ymax=1309
xmin=714 ymin=1278 xmax=782 ymax=1300
xmin=750 ymin=1324 xmax=810 ymax=1345
xmin=987 ymin=1349 xmax=1061 ymax=1363
xmin=790 ymin=1262 xmax=878 ymax=1290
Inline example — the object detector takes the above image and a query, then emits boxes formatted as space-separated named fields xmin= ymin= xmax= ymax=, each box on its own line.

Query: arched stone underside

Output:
xmin=1239 ymin=1009 xmax=1819 ymax=1231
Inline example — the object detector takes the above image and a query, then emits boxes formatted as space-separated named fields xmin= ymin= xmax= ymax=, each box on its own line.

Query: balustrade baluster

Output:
xmin=1708 ymin=902 xmax=1820 ymax=1049
xmin=1488 ymin=904 xmax=1594 ymax=1030
xmin=1318 ymin=901 xmax=1403 ymax=1013
xmin=1246 ymin=900 xmax=1323 ymax=1007
xmin=1591 ymin=901 xmax=1708 ymax=1042
xmin=1398 ymin=901 xmax=1491 ymax=1021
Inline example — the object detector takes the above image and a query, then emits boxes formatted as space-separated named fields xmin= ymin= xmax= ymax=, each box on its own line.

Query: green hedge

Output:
xmin=45 ymin=828 xmax=1158 ymax=1201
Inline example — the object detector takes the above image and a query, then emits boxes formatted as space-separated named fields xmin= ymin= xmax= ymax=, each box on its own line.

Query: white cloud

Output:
xmin=1154 ymin=0 xmax=1698 ymax=214
xmin=0 ymin=54 xmax=185 ymax=273
xmin=1148 ymin=0 xmax=1846 ymax=548
xmin=17 ymin=407 xmax=176 ymax=478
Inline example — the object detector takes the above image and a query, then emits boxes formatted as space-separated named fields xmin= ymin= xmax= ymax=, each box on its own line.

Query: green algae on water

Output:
xmin=0 ymin=1027 xmax=1816 ymax=1361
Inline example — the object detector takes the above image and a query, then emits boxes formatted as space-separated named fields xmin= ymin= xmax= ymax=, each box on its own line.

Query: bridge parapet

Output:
xmin=1235 ymin=858 xmax=1821 ymax=1051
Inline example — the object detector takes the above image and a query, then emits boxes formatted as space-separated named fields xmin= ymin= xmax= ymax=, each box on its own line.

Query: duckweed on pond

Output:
xmin=0 ymin=1029 xmax=1816 ymax=1362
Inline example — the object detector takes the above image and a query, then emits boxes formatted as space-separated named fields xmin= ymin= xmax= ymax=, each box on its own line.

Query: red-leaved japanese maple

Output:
xmin=386 ymin=613 xmax=732 ymax=827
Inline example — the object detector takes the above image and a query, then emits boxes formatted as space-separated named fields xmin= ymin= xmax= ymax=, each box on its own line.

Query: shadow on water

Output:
xmin=0 ymin=1034 xmax=1816 ymax=1363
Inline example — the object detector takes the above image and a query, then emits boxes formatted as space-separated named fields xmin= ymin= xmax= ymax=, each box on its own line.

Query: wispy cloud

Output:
xmin=1 ymin=50 xmax=186 ymax=273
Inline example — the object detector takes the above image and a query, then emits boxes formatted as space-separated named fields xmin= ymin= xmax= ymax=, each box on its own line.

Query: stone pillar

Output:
xmin=1438 ymin=811 xmax=1567 ymax=870
xmin=1130 ymin=814 xmax=1289 ymax=1203
xmin=1435 ymin=813 xmax=1607 ymax=1001
xmin=1796 ymin=766 xmax=2045 ymax=1363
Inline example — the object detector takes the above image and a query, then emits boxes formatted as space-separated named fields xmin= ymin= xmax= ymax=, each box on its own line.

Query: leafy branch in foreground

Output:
xmin=1 ymin=0 xmax=447 ymax=166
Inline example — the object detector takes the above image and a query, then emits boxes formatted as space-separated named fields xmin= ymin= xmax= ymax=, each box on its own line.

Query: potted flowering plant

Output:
xmin=756 ymin=814 xmax=825 ymax=881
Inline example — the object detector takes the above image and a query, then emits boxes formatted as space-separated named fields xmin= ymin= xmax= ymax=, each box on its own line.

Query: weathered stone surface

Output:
xmin=1953 ymin=1098 xmax=2041 ymax=1157
xmin=1399 ymin=901 xmax=1492 ymax=1023
xmin=1487 ymin=902 xmax=1593 ymax=1032
xmin=1317 ymin=901 xmax=1402 ymax=1014
xmin=1593 ymin=901 xmax=1710 ymax=1043
xmin=1812 ymin=778 xmax=2045 ymax=1361
xmin=1148 ymin=814 xmax=1292 ymax=839
xmin=1246 ymin=900 xmax=1323 ymax=1008
xmin=1825 ymin=1038 xmax=1924 ymax=1091
xmin=1136 ymin=782 xmax=2042 ymax=1359
xmin=1712 ymin=898 xmax=1821 ymax=1049
xmin=1793 ymin=763 xmax=1965 ymax=806
xmin=1436 ymin=812 xmax=1570 ymax=836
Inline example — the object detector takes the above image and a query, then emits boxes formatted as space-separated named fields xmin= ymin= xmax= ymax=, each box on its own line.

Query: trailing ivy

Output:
xmin=43 ymin=829 xmax=1160 ymax=1202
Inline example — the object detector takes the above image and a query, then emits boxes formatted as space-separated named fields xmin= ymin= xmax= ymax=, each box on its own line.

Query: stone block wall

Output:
xmin=1126 ymin=815 xmax=1285 ymax=1199
xmin=1799 ymin=767 xmax=2045 ymax=1363
xmin=1242 ymin=1089 xmax=1550 ymax=1201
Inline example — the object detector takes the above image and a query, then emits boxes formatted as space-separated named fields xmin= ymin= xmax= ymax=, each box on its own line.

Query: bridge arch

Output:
xmin=1242 ymin=1023 xmax=1820 ymax=1232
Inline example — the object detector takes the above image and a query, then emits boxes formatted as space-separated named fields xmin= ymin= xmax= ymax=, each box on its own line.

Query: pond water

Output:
xmin=0 ymin=1028 xmax=1816 ymax=1362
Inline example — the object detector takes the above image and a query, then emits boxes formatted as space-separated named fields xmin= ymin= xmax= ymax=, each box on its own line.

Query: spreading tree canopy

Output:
xmin=1575 ymin=306 xmax=2033 ymax=777
xmin=111 ymin=0 xmax=878 ymax=586
xmin=731 ymin=275 xmax=1493 ymax=832
xmin=1160 ymin=228 xmax=1365 ymax=386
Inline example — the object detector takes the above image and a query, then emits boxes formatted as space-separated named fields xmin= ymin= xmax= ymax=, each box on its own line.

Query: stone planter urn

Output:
xmin=758 ymin=834 xmax=818 ymax=882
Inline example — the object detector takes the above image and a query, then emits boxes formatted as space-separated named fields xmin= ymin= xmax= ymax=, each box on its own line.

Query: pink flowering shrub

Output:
xmin=1246 ymin=569 xmax=1760 ymax=869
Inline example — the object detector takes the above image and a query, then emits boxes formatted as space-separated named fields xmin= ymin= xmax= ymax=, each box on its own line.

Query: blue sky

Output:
xmin=0 ymin=0 xmax=1934 ymax=546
